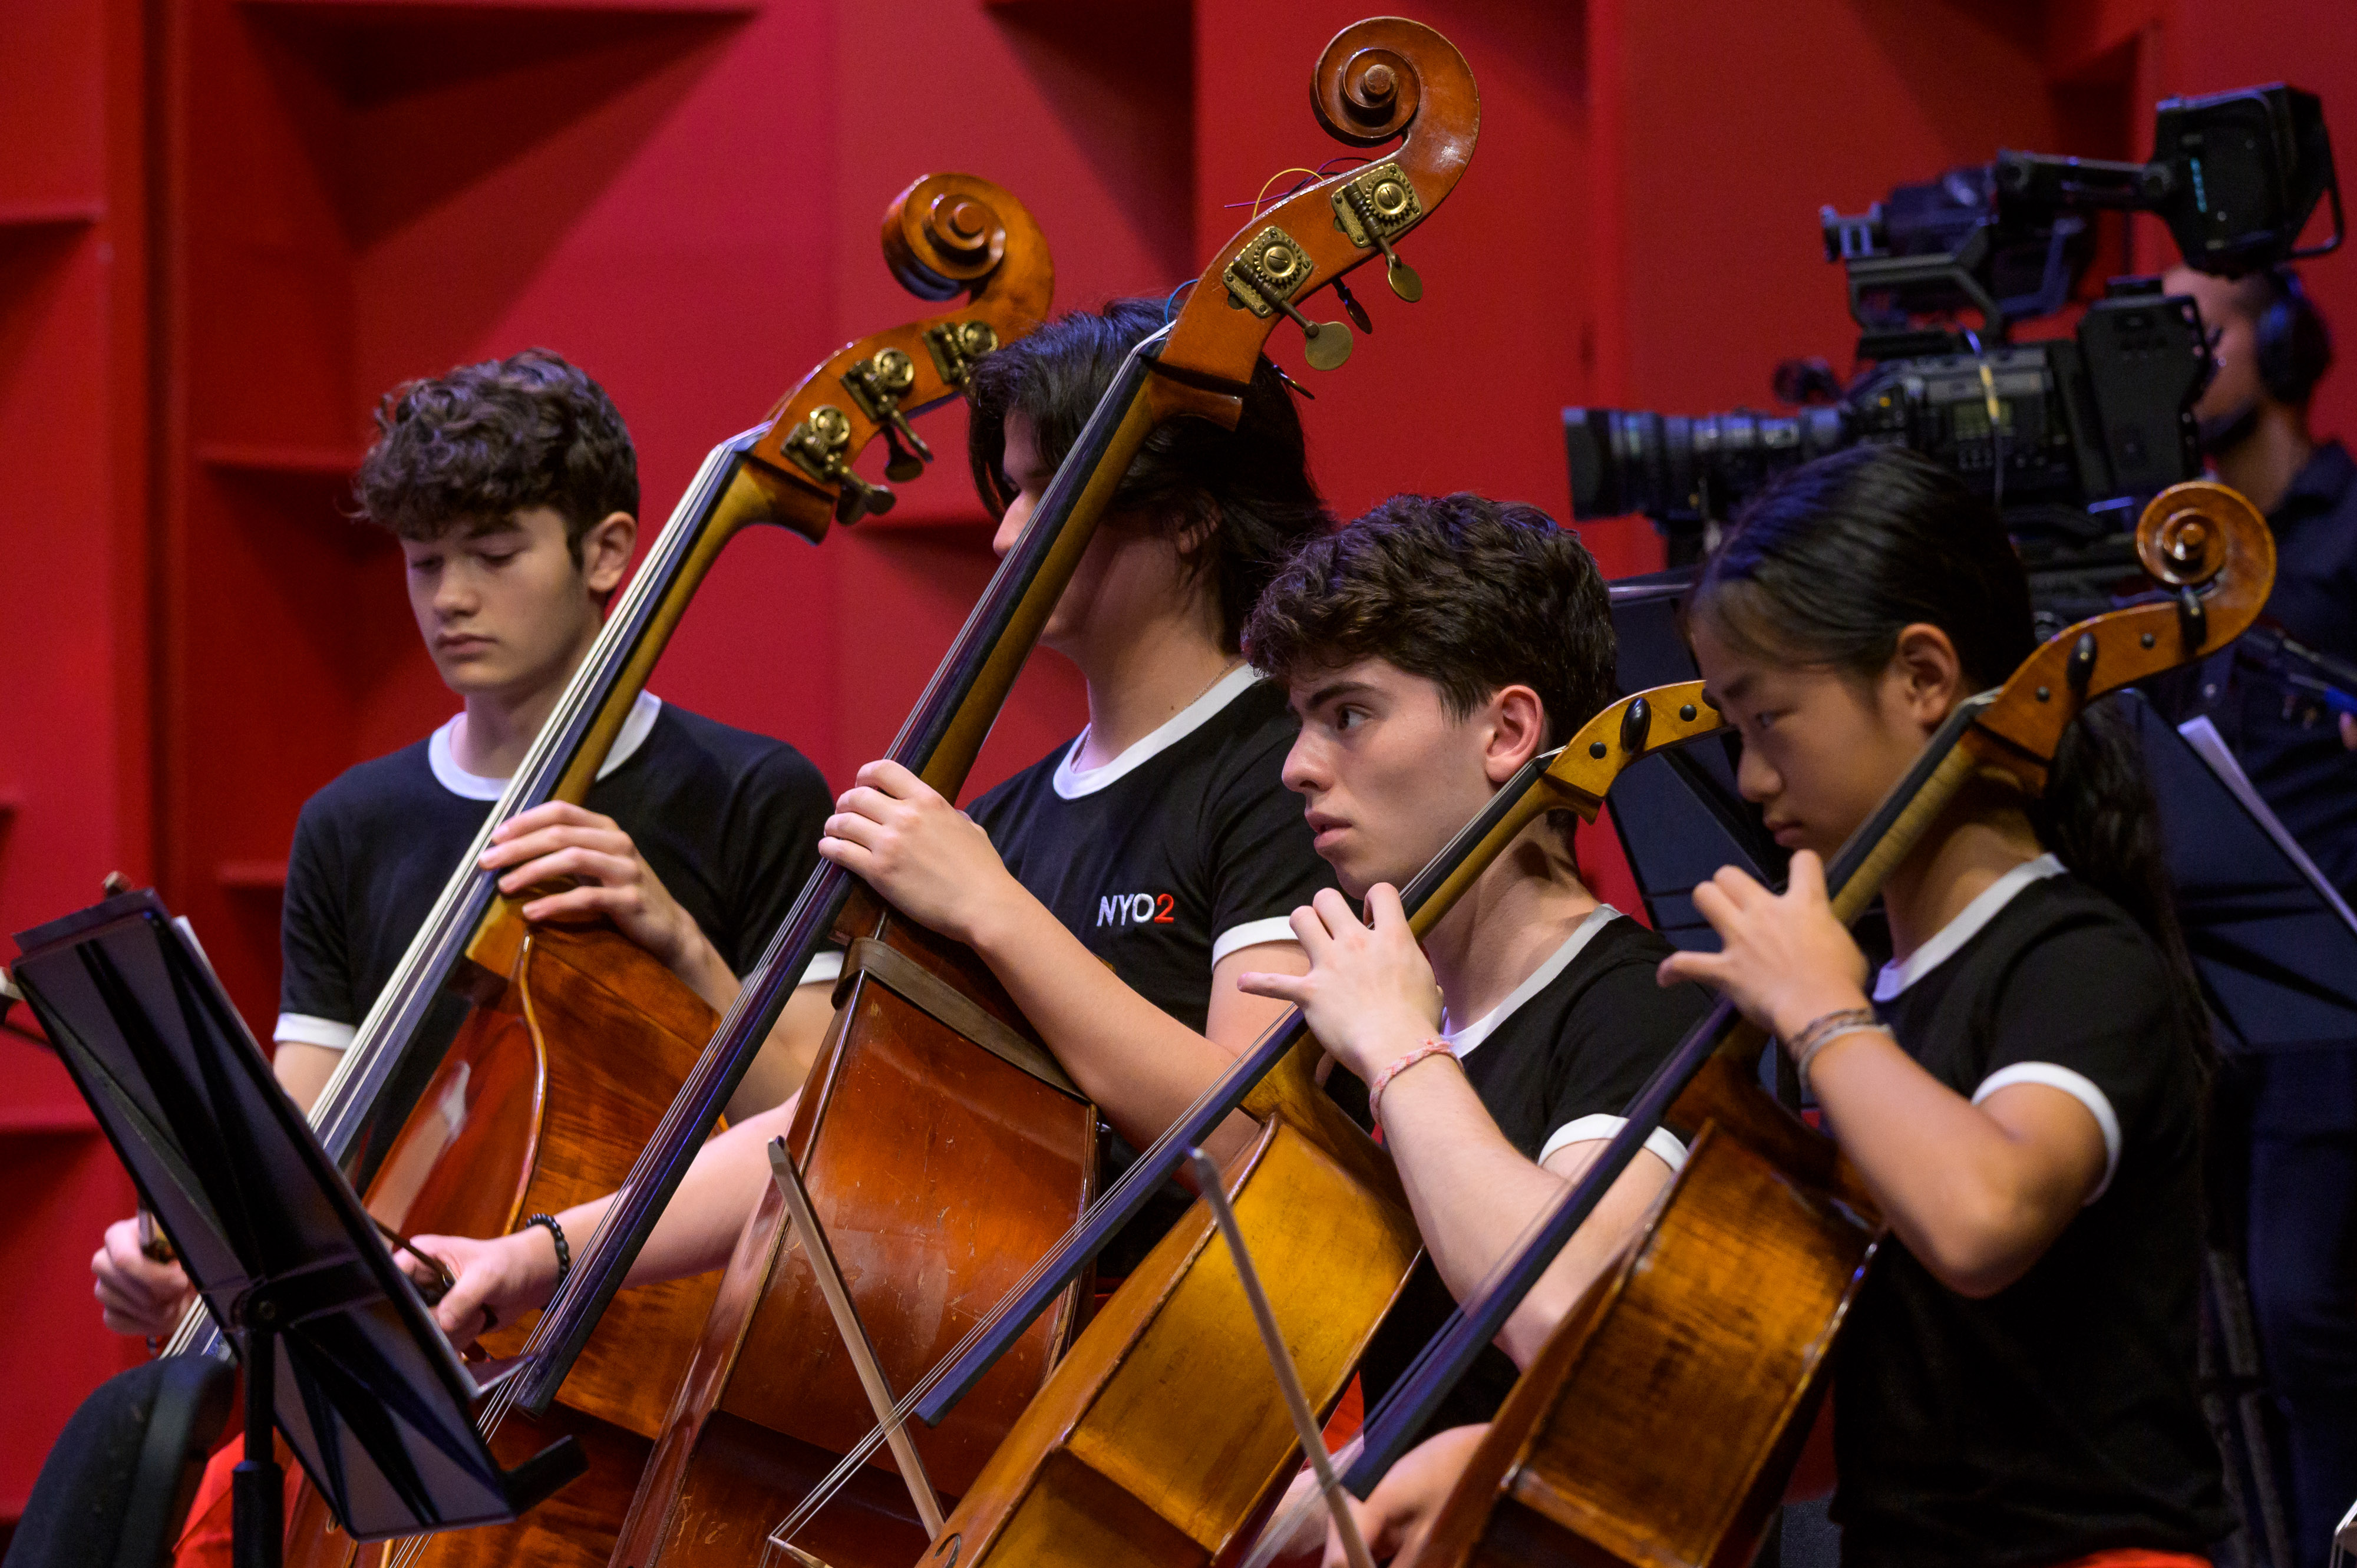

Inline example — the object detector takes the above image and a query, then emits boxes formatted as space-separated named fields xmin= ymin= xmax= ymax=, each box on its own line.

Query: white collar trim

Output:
xmin=427 ymin=691 xmax=663 ymax=802
xmin=1873 ymin=853 xmax=2065 ymax=1001
xmin=1443 ymin=905 xmax=1622 ymax=1059
xmin=1051 ymin=665 xmax=1259 ymax=800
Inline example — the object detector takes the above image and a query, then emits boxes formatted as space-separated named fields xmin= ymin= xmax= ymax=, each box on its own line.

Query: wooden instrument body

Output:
xmin=1397 ymin=481 xmax=2283 ymax=1568
xmin=1408 ymin=1049 xmax=1879 ymax=1568
xmin=612 ymin=902 xmax=1097 ymax=1568
xmin=282 ymin=918 xmax=725 ymax=1568
xmin=927 ymin=1043 xmax=1419 ymax=1568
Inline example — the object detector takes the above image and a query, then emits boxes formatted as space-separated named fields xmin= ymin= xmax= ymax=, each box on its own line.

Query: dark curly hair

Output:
xmin=1242 ymin=492 xmax=1618 ymax=748
xmin=355 ymin=348 xmax=638 ymax=556
xmin=965 ymin=298 xmax=1332 ymax=652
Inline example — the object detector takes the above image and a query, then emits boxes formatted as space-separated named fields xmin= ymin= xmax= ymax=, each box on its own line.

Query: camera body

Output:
xmin=1566 ymin=83 xmax=2338 ymax=565
xmin=1567 ymin=288 xmax=2210 ymax=561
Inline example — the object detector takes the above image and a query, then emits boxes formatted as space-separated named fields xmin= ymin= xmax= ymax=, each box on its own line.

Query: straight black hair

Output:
xmin=1693 ymin=445 xmax=2209 ymax=1054
xmin=965 ymin=297 xmax=1333 ymax=652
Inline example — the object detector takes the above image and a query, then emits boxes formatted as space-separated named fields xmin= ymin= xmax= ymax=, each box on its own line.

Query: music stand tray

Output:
xmin=10 ymin=888 xmax=583 ymax=1557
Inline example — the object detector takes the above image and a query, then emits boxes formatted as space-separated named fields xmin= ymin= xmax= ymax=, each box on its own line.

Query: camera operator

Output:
xmin=2165 ymin=259 xmax=2357 ymax=1568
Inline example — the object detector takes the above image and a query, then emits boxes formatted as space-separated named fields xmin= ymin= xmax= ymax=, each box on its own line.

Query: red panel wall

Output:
xmin=4 ymin=0 xmax=2351 ymax=1516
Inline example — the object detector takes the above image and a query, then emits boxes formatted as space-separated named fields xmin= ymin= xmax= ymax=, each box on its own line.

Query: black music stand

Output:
xmin=2136 ymin=702 xmax=2357 ymax=1051
xmin=9 ymin=889 xmax=583 ymax=1568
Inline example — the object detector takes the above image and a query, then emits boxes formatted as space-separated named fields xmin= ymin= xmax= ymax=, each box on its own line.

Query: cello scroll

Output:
xmin=1972 ymin=478 xmax=2273 ymax=781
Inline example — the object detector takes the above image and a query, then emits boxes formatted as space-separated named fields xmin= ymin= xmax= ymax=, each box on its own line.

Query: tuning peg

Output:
xmin=880 ymin=420 xmax=930 ymax=483
xmin=1332 ymin=276 xmax=1375 ymax=335
xmin=1338 ymin=174 xmax=1424 ymax=302
xmin=1240 ymin=271 xmax=1352 ymax=371
xmin=834 ymin=471 xmax=897 ymax=526
xmin=1299 ymin=315 xmax=1354 ymax=371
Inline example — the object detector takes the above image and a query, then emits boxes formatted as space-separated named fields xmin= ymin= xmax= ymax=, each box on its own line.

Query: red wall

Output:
xmin=4 ymin=0 xmax=2351 ymax=1518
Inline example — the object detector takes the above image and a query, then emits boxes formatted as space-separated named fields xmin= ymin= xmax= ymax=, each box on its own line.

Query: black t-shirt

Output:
xmin=1832 ymin=858 xmax=2232 ymax=1567
xmin=1326 ymin=909 xmax=1712 ymax=1431
xmin=278 ymin=694 xmax=832 ymax=1049
xmin=966 ymin=669 xmax=1335 ymax=1035
xmin=968 ymin=669 xmax=1335 ymax=1270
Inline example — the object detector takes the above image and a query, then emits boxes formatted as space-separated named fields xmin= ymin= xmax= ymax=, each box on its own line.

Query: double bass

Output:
xmin=1335 ymin=480 xmax=2276 ymax=1568
xmin=506 ymin=21 xmax=1481 ymax=1568
xmin=241 ymin=174 xmax=1053 ymax=1568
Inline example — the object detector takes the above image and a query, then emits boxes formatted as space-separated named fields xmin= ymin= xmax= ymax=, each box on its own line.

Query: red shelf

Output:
xmin=239 ymin=0 xmax=757 ymax=12
xmin=854 ymin=506 xmax=998 ymax=536
xmin=196 ymin=443 xmax=362 ymax=477
xmin=0 ymin=1107 xmax=98 ymax=1137
xmin=0 ymin=202 xmax=103 ymax=229
xmin=217 ymin=860 xmax=290 ymax=891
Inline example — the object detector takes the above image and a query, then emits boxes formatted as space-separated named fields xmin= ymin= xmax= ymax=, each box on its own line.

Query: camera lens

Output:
xmin=1564 ymin=405 xmax=1851 ymax=523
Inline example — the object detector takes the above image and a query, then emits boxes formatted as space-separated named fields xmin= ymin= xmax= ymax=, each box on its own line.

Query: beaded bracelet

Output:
xmin=1368 ymin=1040 xmax=1457 ymax=1133
xmin=1784 ymin=1006 xmax=1891 ymax=1092
xmin=523 ymin=1212 xmax=571 ymax=1289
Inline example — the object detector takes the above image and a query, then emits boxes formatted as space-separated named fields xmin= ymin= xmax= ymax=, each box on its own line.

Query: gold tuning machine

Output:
xmin=1222 ymin=224 xmax=1353 ymax=371
xmin=840 ymin=348 xmax=935 ymax=483
xmin=922 ymin=319 xmax=1000 ymax=388
xmin=1331 ymin=161 xmax=1424 ymax=302
xmin=782 ymin=404 xmax=897 ymax=524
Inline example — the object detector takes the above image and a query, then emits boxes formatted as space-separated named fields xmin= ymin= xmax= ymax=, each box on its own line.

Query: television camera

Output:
xmin=1565 ymin=84 xmax=2342 ymax=574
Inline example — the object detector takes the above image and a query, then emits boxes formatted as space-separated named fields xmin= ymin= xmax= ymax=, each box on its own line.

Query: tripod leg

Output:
xmin=2211 ymin=1248 xmax=2298 ymax=1568
xmin=233 ymin=1320 xmax=283 ymax=1568
xmin=2203 ymin=1263 xmax=2259 ymax=1568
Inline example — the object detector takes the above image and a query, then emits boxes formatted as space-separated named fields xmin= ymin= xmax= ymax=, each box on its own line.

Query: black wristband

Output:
xmin=522 ymin=1212 xmax=570 ymax=1287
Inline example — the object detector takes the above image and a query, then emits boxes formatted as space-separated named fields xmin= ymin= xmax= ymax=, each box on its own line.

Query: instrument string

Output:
xmin=524 ymin=334 xmax=1173 ymax=1385
xmin=754 ymin=750 xmax=1595 ymax=1540
xmin=157 ymin=439 xmax=750 ymax=1366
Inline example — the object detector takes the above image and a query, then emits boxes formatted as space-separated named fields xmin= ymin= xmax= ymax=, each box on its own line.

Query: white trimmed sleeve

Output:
xmin=275 ymin=1013 xmax=356 ymax=1052
xmin=1972 ymin=1061 xmax=2122 ymax=1201
xmin=796 ymin=949 xmax=844 ymax=989
xmin=1211 ymin=916 xmax=1302 ymax=966
xmin=1537 ymin=1113 xmax=1689 ymax=1174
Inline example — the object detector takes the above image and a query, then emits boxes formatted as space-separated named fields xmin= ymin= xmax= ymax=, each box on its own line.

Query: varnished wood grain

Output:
xmin=1405 ymin=1098 xmax=1879 ymax=1568
xmin=280 ymin=920 xmax=724 ymax=1568
xmin=927 ymin=1114 xmax=1421 ymax=1568
xmin=615 ymin=910 xmax=1098 ymax=1568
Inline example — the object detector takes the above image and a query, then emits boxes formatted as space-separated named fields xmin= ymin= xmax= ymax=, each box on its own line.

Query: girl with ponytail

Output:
xmin=1659 ymin=446 xmax=2232 ymax=1567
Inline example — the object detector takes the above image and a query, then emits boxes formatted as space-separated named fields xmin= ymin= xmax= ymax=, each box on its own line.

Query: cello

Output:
xmin=498 ymin=22 xmax=1481 ymax=1568
xmin=1327 ymin=480 xmax=2276 ymax=1568
xmin=228 ymin=174 xmax=1051 ymax=1568
xmin=897 ymin=678 xmax=1720 ymax=1568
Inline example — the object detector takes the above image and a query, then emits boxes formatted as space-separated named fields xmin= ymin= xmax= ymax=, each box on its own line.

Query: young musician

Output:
xmin=88 ymin=349 xmax=838 ymax=1343
xmin=411 ymin=298 xmax=1338 ymax=1330
xmin=1237 ymin=493 xmax=1709 ymax=1378
xmin=1296 ymin=449 xmax=2236 ymax=1568
xmin=1224 ymin=495 xmax=1706 ymax=1564
xmin=1655 ymin=447 xmax=2231 ymax=1566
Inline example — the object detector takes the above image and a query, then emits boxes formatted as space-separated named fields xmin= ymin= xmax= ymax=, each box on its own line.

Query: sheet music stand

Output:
xmin=9 ymin=889 xmax=583 ymax=1568
xmin=2133 ymin=702 xmax=2357 ymax=1052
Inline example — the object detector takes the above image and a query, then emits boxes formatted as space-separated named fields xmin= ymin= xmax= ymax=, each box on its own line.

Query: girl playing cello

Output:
xmin=1315 ymin=446 xmax=2234 ymax=1567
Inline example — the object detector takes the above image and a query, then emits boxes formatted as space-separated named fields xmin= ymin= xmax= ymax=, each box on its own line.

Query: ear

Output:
xmin=1482 ymin=684 xmax=1550 ymax=784
xmin=579 ymin=511 xmax=637 ymax=599
xmin=1886 ymin=622 xmax=1966 ymax=734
